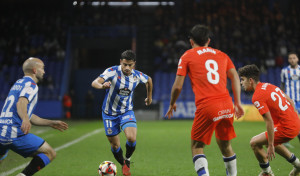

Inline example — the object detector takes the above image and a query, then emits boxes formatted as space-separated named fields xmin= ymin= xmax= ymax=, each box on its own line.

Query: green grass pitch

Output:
xmin=1 ymin=120 xmax=299 ymax=176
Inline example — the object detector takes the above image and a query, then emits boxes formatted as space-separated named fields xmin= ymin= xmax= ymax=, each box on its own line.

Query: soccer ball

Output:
xmin=98 ymin=161 xmax=117 ymax=176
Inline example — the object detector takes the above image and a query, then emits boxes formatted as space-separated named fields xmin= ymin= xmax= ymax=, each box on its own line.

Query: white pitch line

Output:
xmin=0 ymin=128 xmax=103 ymax=176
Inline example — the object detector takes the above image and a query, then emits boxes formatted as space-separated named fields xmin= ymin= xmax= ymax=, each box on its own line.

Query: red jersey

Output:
xmin=177 ymin=46 xmax=235 ymax=107
xmin=252 ymin=82 xmax=300 ymax=138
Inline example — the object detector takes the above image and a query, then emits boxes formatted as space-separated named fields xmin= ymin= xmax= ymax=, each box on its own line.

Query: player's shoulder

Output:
xmin=107 ymin=65 xmax=119 ymax=71
xmin=19 ymin=77 xmax=37 ymax=88
xmin=253 ymin=82 xmax=274 ymax=99
xmin=132 ymin=69 xmax=146 ymax=77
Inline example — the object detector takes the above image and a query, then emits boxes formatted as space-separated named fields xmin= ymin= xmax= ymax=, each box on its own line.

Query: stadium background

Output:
xmin=0 ymin=0 xmax=299 ymax=120
xmin=1 ymin=0 xmax=300 ymax=176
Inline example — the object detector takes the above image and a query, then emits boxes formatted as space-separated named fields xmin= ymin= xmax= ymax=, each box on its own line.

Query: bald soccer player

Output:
xmin=0 ymin=57 xmax=68 ymax=176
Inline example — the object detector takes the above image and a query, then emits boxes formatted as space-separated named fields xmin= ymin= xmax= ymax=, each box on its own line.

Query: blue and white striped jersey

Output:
xmin=0 ymin=76 xmax=38 ymax=143
xmin=281 ymin=65 xmax=300 ymax=101
xmin=100 ymin=65 xmax=149 ymax=116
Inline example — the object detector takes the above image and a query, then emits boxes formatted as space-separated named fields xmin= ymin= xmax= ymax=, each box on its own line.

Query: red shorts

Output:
xmin=191 ymin=99 xmax=236 ymax=145
xmin=265 ymin=125 xmax=300 ymax=146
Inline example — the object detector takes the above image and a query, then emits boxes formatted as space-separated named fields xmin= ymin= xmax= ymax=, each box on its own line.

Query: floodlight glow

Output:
xmin=108 ymin=2 xmax=133 ymax=6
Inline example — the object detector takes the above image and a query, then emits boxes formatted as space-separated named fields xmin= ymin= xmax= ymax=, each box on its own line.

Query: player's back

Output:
xmin=253 ymin=82 xmax=300 ymax=135
xmin=0 ymin=76 xmax=38 ymax=142
xmin=177 ymin=47 xmax=234 ymax=107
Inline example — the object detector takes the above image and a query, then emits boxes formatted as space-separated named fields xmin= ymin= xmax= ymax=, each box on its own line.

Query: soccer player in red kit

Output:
xmin=165 ymin=25 xmax=244 ymax=176
xmin=238 ymin=64 xmax=300 ymax=176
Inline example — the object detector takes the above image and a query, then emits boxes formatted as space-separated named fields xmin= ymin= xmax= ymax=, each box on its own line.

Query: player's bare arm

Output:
xmin=145 ymin=76 xmax=153 ymax=106
xmin=91 ymin=77 xmax=111 ymax=89
xmin=165 ymin=75 xmax=185 ymax=119
xmin=227 ymin=68 xmax=244 ymax=119
xmin=262 ymin=112 xmax=275 ymax=161
xmin=283 ymin=92 xmax=298 ymax=114
xmin=16 ymin=97 xmax=31 ymax=134
xmin=30 ymin=114 xmax=68 ymax=132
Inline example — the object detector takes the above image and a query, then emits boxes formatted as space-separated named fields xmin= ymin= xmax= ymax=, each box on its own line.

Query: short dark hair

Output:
xmin=189 ymin=24 xmax=210 ymax=46
xmin=288 ymin=52 xmax=298 ymax=57
xmin=238 ymin=64 xmax=260 ymax=82
xmin=121 ymin=50 xmax=136 ymax=61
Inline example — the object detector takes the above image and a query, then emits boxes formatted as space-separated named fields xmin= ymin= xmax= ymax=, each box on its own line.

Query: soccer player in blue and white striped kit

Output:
xmin=0 ymin=57 xmax=68 ymax=176
xmin=92 ymin=50 xmax=153 ymax=176
xmin=281 ymin=52 xmax=300 ymax=145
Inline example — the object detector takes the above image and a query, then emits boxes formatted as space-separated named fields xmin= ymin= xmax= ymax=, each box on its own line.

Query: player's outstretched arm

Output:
xmin=262 ymin=112 xmax=275 ymax=161
xmin=165 ymin=75 xmax=185 ymax=119
xmin=17 ymin=97 xmax=31 ymax=134
xmin=91 ymin=77 xmax=111 ymax=89
xmin=30 ymin=114 xmax=68 ymax=132
xmin=145 ymin=76 xmax=153 ymax=106
xmin=227 ymin=68 xmax=244 ymax=119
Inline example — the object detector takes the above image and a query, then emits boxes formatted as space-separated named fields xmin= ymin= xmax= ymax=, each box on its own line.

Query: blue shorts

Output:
xmin=0 ymin=133 xmax=44 ymax=158
xmin=102 ymin=111 xmax=137 ymax=136
xmin=295 ymin=101 xmax=300 ymax=113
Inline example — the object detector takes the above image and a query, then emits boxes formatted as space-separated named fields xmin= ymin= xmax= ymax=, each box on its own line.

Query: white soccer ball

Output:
xmin=98 ymin=161 xmax=117 ymax=176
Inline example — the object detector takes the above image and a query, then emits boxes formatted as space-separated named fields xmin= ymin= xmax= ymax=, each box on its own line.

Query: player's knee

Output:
xmin=111 ymin=143 xmax=120 ymax=150
xmin=250 ymin=138 xmax=258 ymax=150
xmin=127 ymin=135 xmax=136 ymax=143
xmin=45 ymin=148 xmax=56 ymax=161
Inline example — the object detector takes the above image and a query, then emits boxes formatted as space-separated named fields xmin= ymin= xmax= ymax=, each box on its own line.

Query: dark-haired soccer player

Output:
xmin=0 ymin=57 xmax=68 ymax=176
xmin=166 ymin=24 xmax=244 ymax=176
xmin=92 ymin=50 xmax=153 ymax=176
xmin=239 ymin=64 xmax=300 ymax=176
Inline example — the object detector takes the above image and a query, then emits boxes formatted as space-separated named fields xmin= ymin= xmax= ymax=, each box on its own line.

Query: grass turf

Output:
xmin=1 ymin=120 xmax=299 ymax=176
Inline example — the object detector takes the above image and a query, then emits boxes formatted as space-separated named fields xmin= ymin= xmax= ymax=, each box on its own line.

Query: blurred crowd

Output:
xmin=0 ymin=0 xmax=299 ymax=101
xmin=153 ymin=0 xmax=300 ymax=72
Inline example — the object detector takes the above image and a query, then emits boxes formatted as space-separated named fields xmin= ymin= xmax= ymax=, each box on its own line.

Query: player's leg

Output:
xmin=9 ymin=134 xmax=53 ymax=176
xmin=191 ymin=107 xmax=217 ymax=176
xmin=191 ymin=140 xmax=209 ymax=176
xmin=214 ymin=101 xmax=237 ymax=176
xmin=20 ymin=141 xmax=55 ymax=176
xmin=120 ymin=111 xmax=137 ymax=176
xmin=107 ymin=135 xmax=124 ymax=166
xmin=102 ymin=112 xmax=124 ymax=166
xmin=216 ymin=139 xmax=236 ymax=176
xmin=275 ymin=144 xmax=300 ymax=175
xmin=215 ymin=118 xmax=237 ymax=176
xmin=250 ymin=132 xmax=274 ymax=175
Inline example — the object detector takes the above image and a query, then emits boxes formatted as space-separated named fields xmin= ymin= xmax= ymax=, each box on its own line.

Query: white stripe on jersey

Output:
xmin=104 ymin=75 xmax=118 ymax=114
xmin=11 ymin=126 xmax=17 ymax=138
xmin=111 ymin=73 xmax=126 ymax=115
xmin=19 ymin=82 xmax=31 ymax=97
xmin=28 ymin=86 xmax=38 ymax=102
xmin=102 ymin=68 xmax=116 ymax=80
xmin=28 ymin=95 xmax=38 ymax=116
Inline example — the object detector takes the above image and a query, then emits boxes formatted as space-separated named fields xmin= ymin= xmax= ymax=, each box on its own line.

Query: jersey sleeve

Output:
xmin=176 ymin=52 xmax=189 ymax=76
xmin=136 ymin=71 xmax=149 ymax=84
xmin=226 ymin=54 xmax=235 ymax=71
xmin=99 ymin=67 xmax=116 ymax=81
xmin=252 ymin=95 xmax=269 ymax=115
xmin=19 ymin=81 xmax=38 ymax=102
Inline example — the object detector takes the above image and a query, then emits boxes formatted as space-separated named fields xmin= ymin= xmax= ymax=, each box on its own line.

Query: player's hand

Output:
xmin=50 ymin=120 xmax=69 ymax=132
xmin=234 ymin=103 xmax=244 ymax=119
xmin=102 ymin=81 xmax=111 ymax=89
xmin=165 ymin=104 xmax=177 ymax=119
xmin=145 ymin=97 xmax=152 ymax=106
xmin=21 ymin=119 xmax=31 ymax=134
xmin=267 ymin=144 xmax=275 ymax=161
